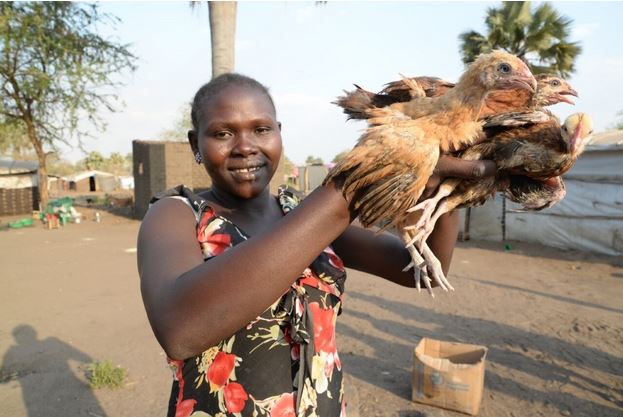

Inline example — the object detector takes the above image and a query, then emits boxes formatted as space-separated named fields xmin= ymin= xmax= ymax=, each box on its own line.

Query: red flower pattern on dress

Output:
xmin=197 ymin=208 xmax=215 ymax=241
xmin=325 ymin=246 xmax=345 ymax=271
xmin=207 ymin=351 xmax=236 ymax=389
xmin=308 ymin=302 xmax=337 ymax=354
xmin=201 ymin=233 xmax=232 ymax=257
xmin=224 ymin=382 xmax=249 ymax=413
xmin=175 ymin=399 xmax=197 ymax=417
xmin=270 ymin=392 xmax=296 ymax=417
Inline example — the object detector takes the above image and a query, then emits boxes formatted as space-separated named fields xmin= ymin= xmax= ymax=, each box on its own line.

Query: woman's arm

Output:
xmin=138 ymin=184 xmax=352 ymax=360
xmin=332 ymin=156 xmax=495 ymax=286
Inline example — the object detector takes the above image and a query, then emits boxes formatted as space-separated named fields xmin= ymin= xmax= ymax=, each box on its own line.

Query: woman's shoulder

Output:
xmin=142 ymin=185 xmax=214 ymax=233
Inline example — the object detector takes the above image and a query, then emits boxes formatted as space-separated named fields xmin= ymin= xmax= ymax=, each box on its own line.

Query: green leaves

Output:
xmin=458 ymin=1 xmax=582 ymax=78
xmin=0 ymin=2 xmax=137 ymax=206
xmin=0 ymin=2 xmax=137 ymax=147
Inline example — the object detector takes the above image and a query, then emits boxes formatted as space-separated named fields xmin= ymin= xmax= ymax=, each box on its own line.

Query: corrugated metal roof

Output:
xmin=0 ymin=157 xmax=38 ymax=175
xmin=588 ymin=130 xmax=623 ymax=146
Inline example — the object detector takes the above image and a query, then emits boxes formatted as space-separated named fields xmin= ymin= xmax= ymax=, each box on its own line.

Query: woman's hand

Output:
xmin=422 ymin=155 xmax=497 ymax=275
xmin=420 ymin=155 xmax=497 ymax=201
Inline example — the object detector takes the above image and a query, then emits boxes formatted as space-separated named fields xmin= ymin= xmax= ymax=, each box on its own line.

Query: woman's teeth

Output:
xmin=233 ymin=166 xmax=261 ymax=173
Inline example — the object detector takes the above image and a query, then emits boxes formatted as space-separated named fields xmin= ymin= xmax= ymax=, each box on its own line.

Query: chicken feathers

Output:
xmin=325 ymin=50 xmax=537 ymax=294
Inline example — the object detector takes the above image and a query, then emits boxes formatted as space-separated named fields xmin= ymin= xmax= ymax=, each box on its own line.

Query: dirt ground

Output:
xmin=0 ymin=207 xmax=621 ymax=417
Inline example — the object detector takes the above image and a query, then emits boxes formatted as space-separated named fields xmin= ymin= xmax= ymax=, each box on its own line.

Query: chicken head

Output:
xmin=469 ymin=50 xmax=537 ymax=93
xmin=534 ymin=74 xmax=579 ymax=106
xmin=562 ymin=112 xmax=594 ymax=156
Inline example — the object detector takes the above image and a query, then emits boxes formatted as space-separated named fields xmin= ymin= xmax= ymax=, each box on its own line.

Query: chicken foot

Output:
xmin=409 ymin=199 xmax=453 ymax=249
xmin=400 ymin=227 xmax=453 ymax=296
xmin=406 ymin=179 xmax=459 ymax=231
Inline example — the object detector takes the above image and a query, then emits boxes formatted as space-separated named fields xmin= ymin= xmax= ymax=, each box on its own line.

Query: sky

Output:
xmin=60 ymin=1 xmax=623 ymax=165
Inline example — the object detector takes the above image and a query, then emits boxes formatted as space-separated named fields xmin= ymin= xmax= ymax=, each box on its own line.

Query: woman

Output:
xmin=137 ymin=73 xmax=495 ymax=417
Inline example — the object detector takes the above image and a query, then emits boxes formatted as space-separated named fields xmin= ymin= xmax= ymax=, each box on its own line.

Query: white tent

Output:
xmin=0 ymin=158 xmax=38 ymax=188
xmin=461 ymin=130 xmax=623 ymax=256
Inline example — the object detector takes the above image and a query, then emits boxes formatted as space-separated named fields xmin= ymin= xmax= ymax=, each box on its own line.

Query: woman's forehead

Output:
xmin=201 ymin=85 xmax=276 ymax=120
xmin=208 ymin=85 xmax=271 ymax=107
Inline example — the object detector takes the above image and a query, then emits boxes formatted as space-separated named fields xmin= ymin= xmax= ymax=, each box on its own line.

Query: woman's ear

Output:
xmin=188 ymin=130 xmax=198 ymax=154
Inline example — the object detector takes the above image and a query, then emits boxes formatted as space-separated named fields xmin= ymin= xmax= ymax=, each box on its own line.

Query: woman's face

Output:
xmin=192 ymin=84 xmax=283 ymax=200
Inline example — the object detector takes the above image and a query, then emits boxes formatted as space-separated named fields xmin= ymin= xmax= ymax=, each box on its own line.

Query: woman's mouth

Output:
xmin=229 ymin=164 xmax=265 ymax=180
xmin=231 ymin=166 xmax=261 ymax=174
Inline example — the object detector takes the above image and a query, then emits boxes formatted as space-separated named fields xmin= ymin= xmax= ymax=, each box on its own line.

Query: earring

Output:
xmin=194 ymin=152 xmax=202 ymax=164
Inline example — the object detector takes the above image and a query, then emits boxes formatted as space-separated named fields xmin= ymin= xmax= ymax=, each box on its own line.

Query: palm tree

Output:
xmin=190 ymin=1 xmax=237 ymax=79
xmin=208 ymin=2 xmax=237 ymax=78
xmin=459 ymin=2 xmax=582 ymax=77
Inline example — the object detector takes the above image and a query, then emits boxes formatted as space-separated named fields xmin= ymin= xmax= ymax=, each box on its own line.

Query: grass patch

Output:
xmin=87 ymin=360 xmax=127 ymax=389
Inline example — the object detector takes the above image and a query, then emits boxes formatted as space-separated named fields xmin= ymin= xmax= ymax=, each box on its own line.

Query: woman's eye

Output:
xmin=256 ymin=126 xmax=271 ymax=135
xmin=214 ymin=131 xmax=232 ymax=139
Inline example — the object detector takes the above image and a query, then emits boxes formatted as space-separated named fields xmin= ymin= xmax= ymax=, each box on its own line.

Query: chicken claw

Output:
xmin=421 ymin=243 xmax=454 ymax=292
xmin=402 ymin=232 xmax=434 ymax=295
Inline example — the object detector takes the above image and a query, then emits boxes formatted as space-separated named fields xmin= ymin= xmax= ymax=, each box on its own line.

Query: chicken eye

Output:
xmin=498 ymin=63 xmax=511 ymax=73
xmin=562 ymin=125 xmax=568 ymax=132
xmin=550 ymin=79 xmax=560 ymax=87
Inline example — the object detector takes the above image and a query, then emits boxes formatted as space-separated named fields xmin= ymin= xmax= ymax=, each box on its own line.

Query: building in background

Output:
xmin=295 ymin=164 xmax=329 ymax=194
xmin=67 ymin=170 xmax=116 ymax=193
xmin=0 ymin=158 xmax=39 ymax=215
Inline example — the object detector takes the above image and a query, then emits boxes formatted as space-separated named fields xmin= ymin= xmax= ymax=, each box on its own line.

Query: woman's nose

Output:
xmin=232 ymin=130 xmax=258 ymax=156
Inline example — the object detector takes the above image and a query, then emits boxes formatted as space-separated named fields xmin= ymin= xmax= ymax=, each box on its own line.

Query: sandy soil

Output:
xmin=0 ymin=208 xmax=621 ymax=417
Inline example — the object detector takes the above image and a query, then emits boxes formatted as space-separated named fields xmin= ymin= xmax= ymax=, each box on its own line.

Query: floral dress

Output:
xmin=150 ymin=185 xmax=348 ymax=417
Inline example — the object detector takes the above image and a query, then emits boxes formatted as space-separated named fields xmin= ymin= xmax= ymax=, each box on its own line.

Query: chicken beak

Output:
xmin=569 ymin=118 xmax=583 ymax=154
xmin=508 ymin=73 xmax=538 ymax=93
xmin=557 ymin=87 xmax=579 ymax=105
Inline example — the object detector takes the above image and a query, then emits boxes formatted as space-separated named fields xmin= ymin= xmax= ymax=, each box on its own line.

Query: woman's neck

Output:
xmin=207 ymin=185 xmax=275 ymax=215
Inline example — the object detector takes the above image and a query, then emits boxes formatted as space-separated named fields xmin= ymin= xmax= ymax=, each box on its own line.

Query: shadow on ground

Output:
xmin=0 ymin=324 xmax=108 ymax=417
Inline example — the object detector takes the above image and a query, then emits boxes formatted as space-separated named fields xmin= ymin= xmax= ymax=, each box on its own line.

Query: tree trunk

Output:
xmin=208 ymin=1 xmax=237 ymax=79
xmin=24 ymin=119 xmax=48 ymax=210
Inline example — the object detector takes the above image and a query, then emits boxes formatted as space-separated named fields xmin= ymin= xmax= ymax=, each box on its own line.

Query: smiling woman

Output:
xmin=136 ymin=73 xmax=498 ymax=417
xmin=188 ymin=75 xmax=282 ymax=203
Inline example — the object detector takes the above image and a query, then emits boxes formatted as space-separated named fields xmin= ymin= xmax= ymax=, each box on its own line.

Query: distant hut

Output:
xmin=0 ymin=158 xmax=39 ymax=215
xmin=67 ymin=170 xmax=116 ymax=193
xmin=296 ymin=164 xmax=329 ymax=194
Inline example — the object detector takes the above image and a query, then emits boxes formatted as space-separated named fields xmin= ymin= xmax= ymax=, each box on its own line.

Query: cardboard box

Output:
xmin=412 ymin=337 xmax=488 ymax=415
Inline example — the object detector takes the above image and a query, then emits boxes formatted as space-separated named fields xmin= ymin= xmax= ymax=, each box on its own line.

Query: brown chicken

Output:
xmin=407 ymin=112 xmax=594 ymax=245
xmin=336 ymin=73 xmax=577 ymax=121
xmin=405 ymin=75 xmax=578 ymax=239
xmin=324 ymin=50 xmax=537 ymax=294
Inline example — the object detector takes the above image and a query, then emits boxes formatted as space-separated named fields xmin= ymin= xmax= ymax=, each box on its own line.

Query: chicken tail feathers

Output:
xmin=334 ymin=85 xmax=401 ymax=120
